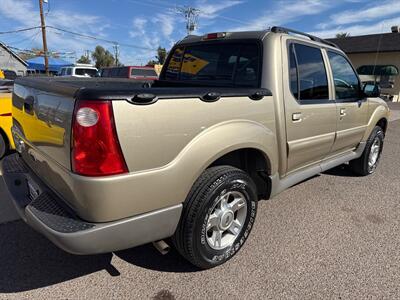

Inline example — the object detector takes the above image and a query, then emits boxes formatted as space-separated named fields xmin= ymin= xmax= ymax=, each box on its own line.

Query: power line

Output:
xmin=0 ymin=26 xmax=41 ymax=35
xmin=46 ymin=25 xmax=156 ymax=51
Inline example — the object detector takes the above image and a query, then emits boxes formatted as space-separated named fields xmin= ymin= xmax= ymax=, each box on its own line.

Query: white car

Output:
xmin=59 ymin=65 xmax=98 ymax=78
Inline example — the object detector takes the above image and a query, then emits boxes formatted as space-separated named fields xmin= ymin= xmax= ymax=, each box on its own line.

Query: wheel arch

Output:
xmin=0 ymin=127 xmax=10 ymax=149
xmin=376 ymin=117 xmax=388 ymax=134
xmin=362 ymin=105 xmax=390 ymax=141
xmin=208 ymin=148 xmax=272 ymax=200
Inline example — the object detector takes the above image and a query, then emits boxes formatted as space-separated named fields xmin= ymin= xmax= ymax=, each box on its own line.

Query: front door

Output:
xmin=283 ymin=41 xmax=337 ymax=174
xmin=326 ymin=51 xmax=368 ymax=154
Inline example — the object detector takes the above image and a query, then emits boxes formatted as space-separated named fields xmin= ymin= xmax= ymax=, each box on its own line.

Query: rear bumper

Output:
xmin=1 ymin=154 xmax=182 ymax=255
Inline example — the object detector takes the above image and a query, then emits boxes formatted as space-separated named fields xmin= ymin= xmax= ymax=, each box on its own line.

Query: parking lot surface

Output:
xmin=0 ymin=104 xmax=399 ymax=299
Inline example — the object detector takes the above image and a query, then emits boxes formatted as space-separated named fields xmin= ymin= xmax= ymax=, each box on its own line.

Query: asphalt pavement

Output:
xmin=0 ymin=104 xmax=399 ymax=299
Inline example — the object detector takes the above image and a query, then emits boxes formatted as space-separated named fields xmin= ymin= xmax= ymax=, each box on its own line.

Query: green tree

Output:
xmin=156 ymin=47 xmax=167 ymax=64
xmin=146 ymin=46 xmax=167 ymax=66
xmin=335 ymin=32 xmax=350 ymax=38
xmin=91 ymin=45 xmax=115 ymax=68
xmin=77 ymin=55 xmax=91 ymax=64
xmin=146 ymin=59 xmax=158 ymax=66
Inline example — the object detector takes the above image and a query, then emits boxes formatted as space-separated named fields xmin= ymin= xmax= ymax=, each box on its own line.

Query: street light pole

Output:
xmin=39 ymin=0 xmax=49 ymax=75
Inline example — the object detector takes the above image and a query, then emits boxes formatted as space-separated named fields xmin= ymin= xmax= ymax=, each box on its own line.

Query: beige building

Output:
xmin=329 ymin=26 xmax=400 ymax=102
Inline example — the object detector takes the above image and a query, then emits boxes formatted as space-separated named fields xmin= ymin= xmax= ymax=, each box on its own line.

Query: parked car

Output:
xmin=0 ymin=91 xmax=15 ymax=158
xmin=1 ymin=27 xmax=389 ymax=269
xmin=0 ymin=69 xmax=17 ymax=80
xmin=100 ymin=66 xmax=158 ymax=81
xmin=59 ymin=64 xmax=98 ymax=78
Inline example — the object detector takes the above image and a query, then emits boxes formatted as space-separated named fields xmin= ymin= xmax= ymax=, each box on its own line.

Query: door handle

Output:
xmin=340 ymin=108 xmax=346 ymax=117
xmin=292 ymin=112 xmax=302 ymax=122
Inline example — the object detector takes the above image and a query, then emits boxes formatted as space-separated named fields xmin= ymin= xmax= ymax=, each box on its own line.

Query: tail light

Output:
xmin=72 ymin=100 xmax=128 ymax=176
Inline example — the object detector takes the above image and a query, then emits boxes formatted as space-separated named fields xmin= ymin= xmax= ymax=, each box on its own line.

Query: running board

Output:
xmin=270 ymin=142 xmax=366 ymax=197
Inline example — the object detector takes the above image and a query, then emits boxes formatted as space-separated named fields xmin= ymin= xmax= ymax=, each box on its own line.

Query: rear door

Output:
xmin=326 ymin=51 xmax=368 ymax=154
xmin=283 ymin=40 xmax=337 ymax=174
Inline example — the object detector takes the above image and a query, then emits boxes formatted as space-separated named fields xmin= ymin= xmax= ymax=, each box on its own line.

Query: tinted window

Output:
xmin=290 ymin=44 xmax=329 ymax=101
xmin=4 ymin=70 xmax=17 ymax=80
xmin=162 ymin=43 xmax=260 ymax=87
xmin=131 ymin=68 xmax=157 ymax=77
xmin=109 ymin=68 xmax=119 ymax=77
xmin=66 ymin=68 xmax=72 ymax=75
xmin=75 ymin=68 xmax=97 ymax=77
xmin=164 ymin=47 xmax=184 ymax=81
xmin=119 ymin=67 xmax=129 ymax=78
xmin=328 ymin=52 xmax=360 ymax=99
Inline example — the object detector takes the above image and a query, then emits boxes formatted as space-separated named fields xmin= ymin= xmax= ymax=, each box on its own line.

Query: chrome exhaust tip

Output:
xmin=152 ymin=240 xmax=170 ymax=255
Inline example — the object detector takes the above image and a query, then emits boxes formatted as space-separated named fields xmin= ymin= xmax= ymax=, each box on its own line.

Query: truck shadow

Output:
xmin=0 ymin=221 xmax=197 ymax=293
xmin=323 ymin=165 xmax=359 ymax=177
xmin=0 ymin=221 xmax=114 ymax=293
xmin=115 ymin=244 xmax=199 ymax=273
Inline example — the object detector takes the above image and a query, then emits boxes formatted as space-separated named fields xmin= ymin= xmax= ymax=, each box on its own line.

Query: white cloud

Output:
xmin=0 ymin=0 xmax=110 ymax=58
xmin=197 ymin=0 xmax=243 ymax=17
xmin=319 ymin=0 xmax=400 ymax=28
xmin=154 ymin=13 xmax=175 ymax=38
xmin=231 ymin=0 xmax=332 ymax=31
xmin=310 ymin=16 xmax=400 ymax=38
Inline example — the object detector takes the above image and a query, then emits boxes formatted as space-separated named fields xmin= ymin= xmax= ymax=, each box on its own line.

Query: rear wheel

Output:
xmin=349 ymin=126 xmax=384 ymax=175
xmin=173 ymin=166 xmax=258 ymax=269
xmin=0 ymin=134 xmax=7 ymax=159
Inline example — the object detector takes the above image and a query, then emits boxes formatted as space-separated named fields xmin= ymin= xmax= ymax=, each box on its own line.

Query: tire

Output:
xmin=173 ymin=166 xmax=258 ymax=269
xmin=0 ymin=134 xmax=6 ymax=159
xmin=349 ymin=126 xmax=384 ymax=176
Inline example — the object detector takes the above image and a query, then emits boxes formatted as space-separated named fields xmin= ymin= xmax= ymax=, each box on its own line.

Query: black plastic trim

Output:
xmin=271 ymin=26 xmax=339 ymax=49
xmin=14 ymin=77 xmax=272 ymax=104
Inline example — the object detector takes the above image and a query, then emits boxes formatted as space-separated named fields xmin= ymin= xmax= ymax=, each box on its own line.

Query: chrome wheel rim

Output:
xmin=206 ymin=190 xmax=248 ymax=250
xmin=368 ymin=137 xmax=381 ymax=171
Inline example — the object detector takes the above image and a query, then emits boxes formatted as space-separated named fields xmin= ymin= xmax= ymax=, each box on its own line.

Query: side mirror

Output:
xmin=362 ymin=82 xmax=380 ymax=98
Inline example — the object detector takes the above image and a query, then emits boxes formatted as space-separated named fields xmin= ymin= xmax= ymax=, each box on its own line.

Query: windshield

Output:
xmin=161 ymin=42 xmax=261 ymax=87
xmin=75 ymin=68 xmax=97 ymax=77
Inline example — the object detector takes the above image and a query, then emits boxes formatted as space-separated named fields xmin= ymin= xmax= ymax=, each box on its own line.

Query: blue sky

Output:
xmin=0 ymin=0 xmax=399 ymax=65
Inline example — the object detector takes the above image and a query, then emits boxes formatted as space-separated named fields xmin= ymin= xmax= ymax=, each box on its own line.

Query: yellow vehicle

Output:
xmin=0 ymin=92 xmax=14 ymax=158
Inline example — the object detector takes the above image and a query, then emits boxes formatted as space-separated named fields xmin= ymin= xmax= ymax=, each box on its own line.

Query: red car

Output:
xmin=100 ymin=66 xmax=158 ymax=81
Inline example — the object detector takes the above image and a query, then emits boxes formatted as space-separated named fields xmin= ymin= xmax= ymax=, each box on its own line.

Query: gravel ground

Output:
xmin=0 ymin=106 xmax=399 ymax=299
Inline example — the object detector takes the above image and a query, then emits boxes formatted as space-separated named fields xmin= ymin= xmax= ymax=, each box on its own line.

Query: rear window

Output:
xmin=162 ymin=42 xmax=261 ymax=87
xmin=131 ymin=68 xmax=157 ymax=77
xmin=75 ymin=68 xmax=97 ymax=77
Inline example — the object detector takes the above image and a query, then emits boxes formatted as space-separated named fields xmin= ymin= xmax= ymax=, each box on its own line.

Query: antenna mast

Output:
xmin=176 ymin=6 xmax=200 ymax=35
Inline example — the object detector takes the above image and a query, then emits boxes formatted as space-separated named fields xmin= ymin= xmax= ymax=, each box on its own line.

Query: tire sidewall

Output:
xmin=0 ymin=135 xmax=6 ymax=159
xmin=194 ymin=174 xmax=257 ymax=267
xmin=365 ymin=128 xmax=384 ymax=174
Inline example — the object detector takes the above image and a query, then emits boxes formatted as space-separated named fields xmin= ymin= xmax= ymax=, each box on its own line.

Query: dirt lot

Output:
xmin=0 ymin=104 xmax=399 ymax=299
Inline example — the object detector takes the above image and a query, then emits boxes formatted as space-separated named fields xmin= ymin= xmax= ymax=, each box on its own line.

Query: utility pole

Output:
xmin=176 ymin=6 xmax=200 ymax=35
xmin=113 ymin=44 xmax=119 ymax=66
xmin=39 ymin=0 xmax=49 ymax=75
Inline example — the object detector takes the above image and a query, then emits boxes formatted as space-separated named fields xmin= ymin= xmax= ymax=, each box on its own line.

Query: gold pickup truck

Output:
xmin=1 ymin=27 xmax=389 ymax=269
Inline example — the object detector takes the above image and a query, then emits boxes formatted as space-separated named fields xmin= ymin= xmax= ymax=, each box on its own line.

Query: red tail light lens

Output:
xmin=72 ymin=100 xmax=128 ymax=176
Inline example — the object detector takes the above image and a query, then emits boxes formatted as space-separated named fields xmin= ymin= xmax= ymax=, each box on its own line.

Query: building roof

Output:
xmin=0 ymin=42 xmax=28 ymax=67
xmin=328 ymin=32 xmax=400 ymax=54
xmin=26 ymin=56 xmax=73 ymax=72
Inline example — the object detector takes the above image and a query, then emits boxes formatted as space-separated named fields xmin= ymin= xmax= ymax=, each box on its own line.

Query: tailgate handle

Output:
xmin=24 ymin=96 xmax=35 ymax=115
xmin=129 ymin=93 xmax=158 ymax=105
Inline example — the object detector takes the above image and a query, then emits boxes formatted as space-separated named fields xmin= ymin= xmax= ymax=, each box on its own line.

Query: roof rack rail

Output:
xmin=270 ymin=26 xmax=338 ymax=48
